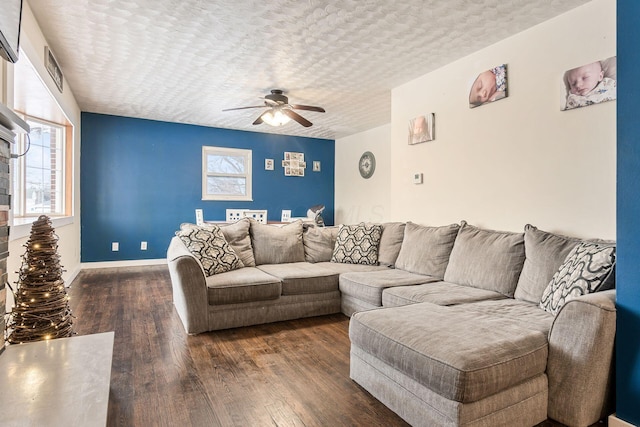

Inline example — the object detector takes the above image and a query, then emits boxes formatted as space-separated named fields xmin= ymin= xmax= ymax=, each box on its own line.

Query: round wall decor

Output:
xmin=359 ymin=151 xmax=376 ymax=179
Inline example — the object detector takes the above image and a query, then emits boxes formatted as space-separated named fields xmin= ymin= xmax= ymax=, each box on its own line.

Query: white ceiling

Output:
xmin=26 ymin=0 xmax=590 ymax=140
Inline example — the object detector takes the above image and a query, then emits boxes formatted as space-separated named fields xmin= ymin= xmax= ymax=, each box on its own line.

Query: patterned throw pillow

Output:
xmin=176 ymin=224 xmax=243 ymax=276
xmin=331 ymin=223 xmax=382 ymax=265
xmin=539 ymin=242 xmax=615 ymax=315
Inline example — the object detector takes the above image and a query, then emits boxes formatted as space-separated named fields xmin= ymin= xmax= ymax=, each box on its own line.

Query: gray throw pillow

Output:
xmin=443 ymin=221 xmax=525 ymax=297
xmin=331 ymin=223 xmax=382 ymax=265
xmin=514 ymin=224 xmax=580 ymax=304
xmin=303 ymin=226 xmax=339 ymax=263
xmin=377 ymin=222 xmax=406 ymax=267
xmin=219 ymin=218 xmax=256 ymax=267
xmin=176 ymin=224 xmax=243 ymax=276
xmin=394 ymin=222 xmax=459 ymax=278
xmin=539 ymin=242 xmax=616 ymax=315
xmin=249 ymin=220 xmax=305 ymax=265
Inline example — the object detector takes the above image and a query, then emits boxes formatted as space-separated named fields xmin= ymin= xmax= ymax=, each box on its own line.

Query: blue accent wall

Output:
xmin=617 ymin=1 xmax=640 ymax=424
xmin=81 ymin=113 xmax=335 ymax=262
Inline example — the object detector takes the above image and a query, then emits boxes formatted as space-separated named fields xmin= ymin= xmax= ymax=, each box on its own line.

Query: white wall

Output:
xmin=335 ymin=124 xmax=391 ymax=224
xmin=3 ymin=2 xmax=82 ymax=285
xmin=337 ymin=0 xmax=616 ymax=240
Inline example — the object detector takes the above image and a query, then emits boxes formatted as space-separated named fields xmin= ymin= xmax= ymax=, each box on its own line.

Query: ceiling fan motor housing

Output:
xmin=266 ymin=89 xmax=288 ymax=105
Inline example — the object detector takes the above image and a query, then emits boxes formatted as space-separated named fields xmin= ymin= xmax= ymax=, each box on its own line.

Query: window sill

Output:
xmin=10 ymin=216 xmax=75 ymax=241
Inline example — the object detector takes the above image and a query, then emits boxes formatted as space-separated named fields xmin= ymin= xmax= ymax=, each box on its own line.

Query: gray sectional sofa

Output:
xmin=167 ymin=218 xmax=616 ymax=427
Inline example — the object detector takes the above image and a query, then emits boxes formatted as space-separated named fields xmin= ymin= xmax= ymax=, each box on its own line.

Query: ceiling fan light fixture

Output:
xmin=262 ymin=108 xmax=291 ymax=126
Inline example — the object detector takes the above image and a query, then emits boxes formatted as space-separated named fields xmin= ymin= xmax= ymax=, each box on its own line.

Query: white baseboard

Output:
xmin=63 ymin=264 xmax=82 ymax=286
xmin=81 ymin=259 xmax=167 ymax=270
xmin=610 ymin=414 xmax=638 ymax=427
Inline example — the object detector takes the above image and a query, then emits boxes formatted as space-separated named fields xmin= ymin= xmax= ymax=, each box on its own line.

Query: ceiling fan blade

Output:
xmin=253 ymin=111 xmax=267 ymax=125
xmin=283 ymin=109 xmax=312 ymax=127
xmin=291 ymin=104 xmax=326 ymax=113
xmin=222 ymin=105 xmax=266 ymax=111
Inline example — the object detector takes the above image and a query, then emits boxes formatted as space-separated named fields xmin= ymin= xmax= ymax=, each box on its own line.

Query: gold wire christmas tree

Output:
xmin=6 ymin=215 xmax=74 ymax=344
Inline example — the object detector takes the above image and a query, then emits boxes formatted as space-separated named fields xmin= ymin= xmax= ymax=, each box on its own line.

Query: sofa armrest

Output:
xmin=547 ymin=289 xmax=616 ymax=426
xmin=167 ymin=237 xmax=209 ymax=334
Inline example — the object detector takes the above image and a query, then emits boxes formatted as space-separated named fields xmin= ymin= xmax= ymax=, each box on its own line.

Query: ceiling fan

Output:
xmin=223 ymin=89 xmax=325 ymax=127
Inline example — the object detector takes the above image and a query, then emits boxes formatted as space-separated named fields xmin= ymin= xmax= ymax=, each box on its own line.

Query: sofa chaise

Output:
xmin=167 ymin=218 xmax=616 ymax=427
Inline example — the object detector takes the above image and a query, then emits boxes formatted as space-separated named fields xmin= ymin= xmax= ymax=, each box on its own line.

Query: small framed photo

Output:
xmin=45 ymin=46 xmax=64 ymax=93
xmin=313 ymin=161 xmax=321 ymax=172
xmin=469 ymin=64 xmax=507 ymax=108
xmin=408 ymin=114 xmax=435 ymax=145
xmin=265 ymin=159 xmax=274 ymax=170
xmin=562 ymin=56 xmax=616 ymax=111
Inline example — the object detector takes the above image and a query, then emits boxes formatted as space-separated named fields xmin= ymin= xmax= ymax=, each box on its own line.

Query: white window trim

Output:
xmin=202 ymin=146 xmax=253 ymax=201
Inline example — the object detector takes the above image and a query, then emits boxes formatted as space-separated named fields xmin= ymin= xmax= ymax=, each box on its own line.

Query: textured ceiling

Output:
xmin=27 ymin=0 xmax=590 ymax=140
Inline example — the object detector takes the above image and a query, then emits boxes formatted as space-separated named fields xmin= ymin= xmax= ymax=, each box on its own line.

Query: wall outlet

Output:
xmin=195 ymin=209 xmax=204 ymax=226
xmin=281 ymin=210 xmax=292 ymax=222
xmin=111 ymin=242 xmax=119 ymax=251
xmin=141 ymin=241 xmax=147 ymax=250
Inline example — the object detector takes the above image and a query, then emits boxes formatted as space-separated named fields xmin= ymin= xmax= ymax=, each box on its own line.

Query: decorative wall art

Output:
xmin=45 ymin=46 xmax=63 ymax=93
xmin=469 ymin=64 xmax=507 ymax=108
xmin=313 ymin=161 xmax=321 ymax=172
xmin=283 ymin=152 xmax=306 ymax=176
xmin=562 ymin=56 xmax=616 ymax=111
xmin=408 ymin=113 xmax=435 ymax=145
xmin=265 ymin=158 xmax=274 ymax=170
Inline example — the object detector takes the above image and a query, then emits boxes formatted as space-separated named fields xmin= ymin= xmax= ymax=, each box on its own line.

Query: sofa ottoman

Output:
xmin=349 ymin=302 xmax=549 ymax=426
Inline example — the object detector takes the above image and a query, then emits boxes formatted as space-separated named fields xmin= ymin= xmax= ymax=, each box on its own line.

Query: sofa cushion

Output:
xmin=219 ymin=218 xmax=256 ymax=267
xmin=303 ymin=226 xmax=339 ymax=263
xmin=250 ymin=220 xmax=305 ymax=265
xmin=443 ymin=221 xmax=525 ymax=297
xmin=349 ymin=303 xmax=549 ymax=403
xmin=339 ymin=269 xmax=437 ymax=307
xmin=394 ymin=222 xmax=459 ymax=278
xmin=377 ymin=222 xmax=406 ymax=267
xmin=205 ymin=267 xmax=281 ymax=305
xmin=539 ymin=242 xmax=616 ymax=315
xmin=176 ymin=224 xmax=243 ymax=276
xmin=514 ymin=224 xmax=580 ymax=304
xmin=381 ymin=281 xmax=506 ymax=308
xmin=257 ymin=262 xmax=340 ymax=295
xmin=331 ymin=223 xmax=382 ymax=265
xmin=450 ymin=299 xmax=553 ymax=334
xmin=316 ymin=261 xmax=389 ymax=275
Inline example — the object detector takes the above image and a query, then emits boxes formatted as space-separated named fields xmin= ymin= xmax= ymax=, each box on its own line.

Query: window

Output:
xmin=12 ymin=115 xmax=67 ymax=217
xmin=202 ymin=146 xmax=252 ymax=201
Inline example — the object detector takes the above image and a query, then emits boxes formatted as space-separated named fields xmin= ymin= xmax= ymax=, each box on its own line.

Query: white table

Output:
xmin=0 ymin=332 xmax=114 ymax=426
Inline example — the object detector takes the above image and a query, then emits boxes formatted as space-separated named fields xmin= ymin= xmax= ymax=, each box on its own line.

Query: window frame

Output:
xmin=12 ymin=114 xmax=67 ymax=218
xmin=201 ymin=146 xmax=252 ymax=201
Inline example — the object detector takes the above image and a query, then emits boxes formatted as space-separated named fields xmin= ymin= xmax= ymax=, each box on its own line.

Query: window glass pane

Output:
xmin=15 ymin=117 xmax=66 ymax=217
xmin=207 ymin=177 xmax=246 ymax=196
xmin=207 ymin=154 xmax=245 ymax=175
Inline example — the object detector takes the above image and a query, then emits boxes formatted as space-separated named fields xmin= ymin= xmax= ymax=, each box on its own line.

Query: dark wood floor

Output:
xmin=68 ymin=265 xmax=603 ymax=427
xmin=68 ymin=265 xmax=409 ymax=426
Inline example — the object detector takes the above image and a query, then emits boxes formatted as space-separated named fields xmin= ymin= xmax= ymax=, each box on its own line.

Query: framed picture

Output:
xmin=283 ymin=152 xmax=306 ymax=177
xmin=313 ymin=161 xmax=321 ymax=172
xmin=562 ymin=56 xmax=616 ymax=111
xmin=469 ymin=64 xmax=507 ymax=108
xmin=45 ymin=46 xmax=63 ymax=93
xmin=265 ymin=159 xmax=274 ymax=170
xmin=408 ymin=113 xmax=435 ymax=145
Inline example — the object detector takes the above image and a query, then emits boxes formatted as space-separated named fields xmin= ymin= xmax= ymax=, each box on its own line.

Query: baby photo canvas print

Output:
xmin=469 ymin=64 xmax=507 ymax=108
xmin=563 ymin=56 xmax=616 ymax=110
xmin=408 ymin=114 xmax=435 ymax=145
